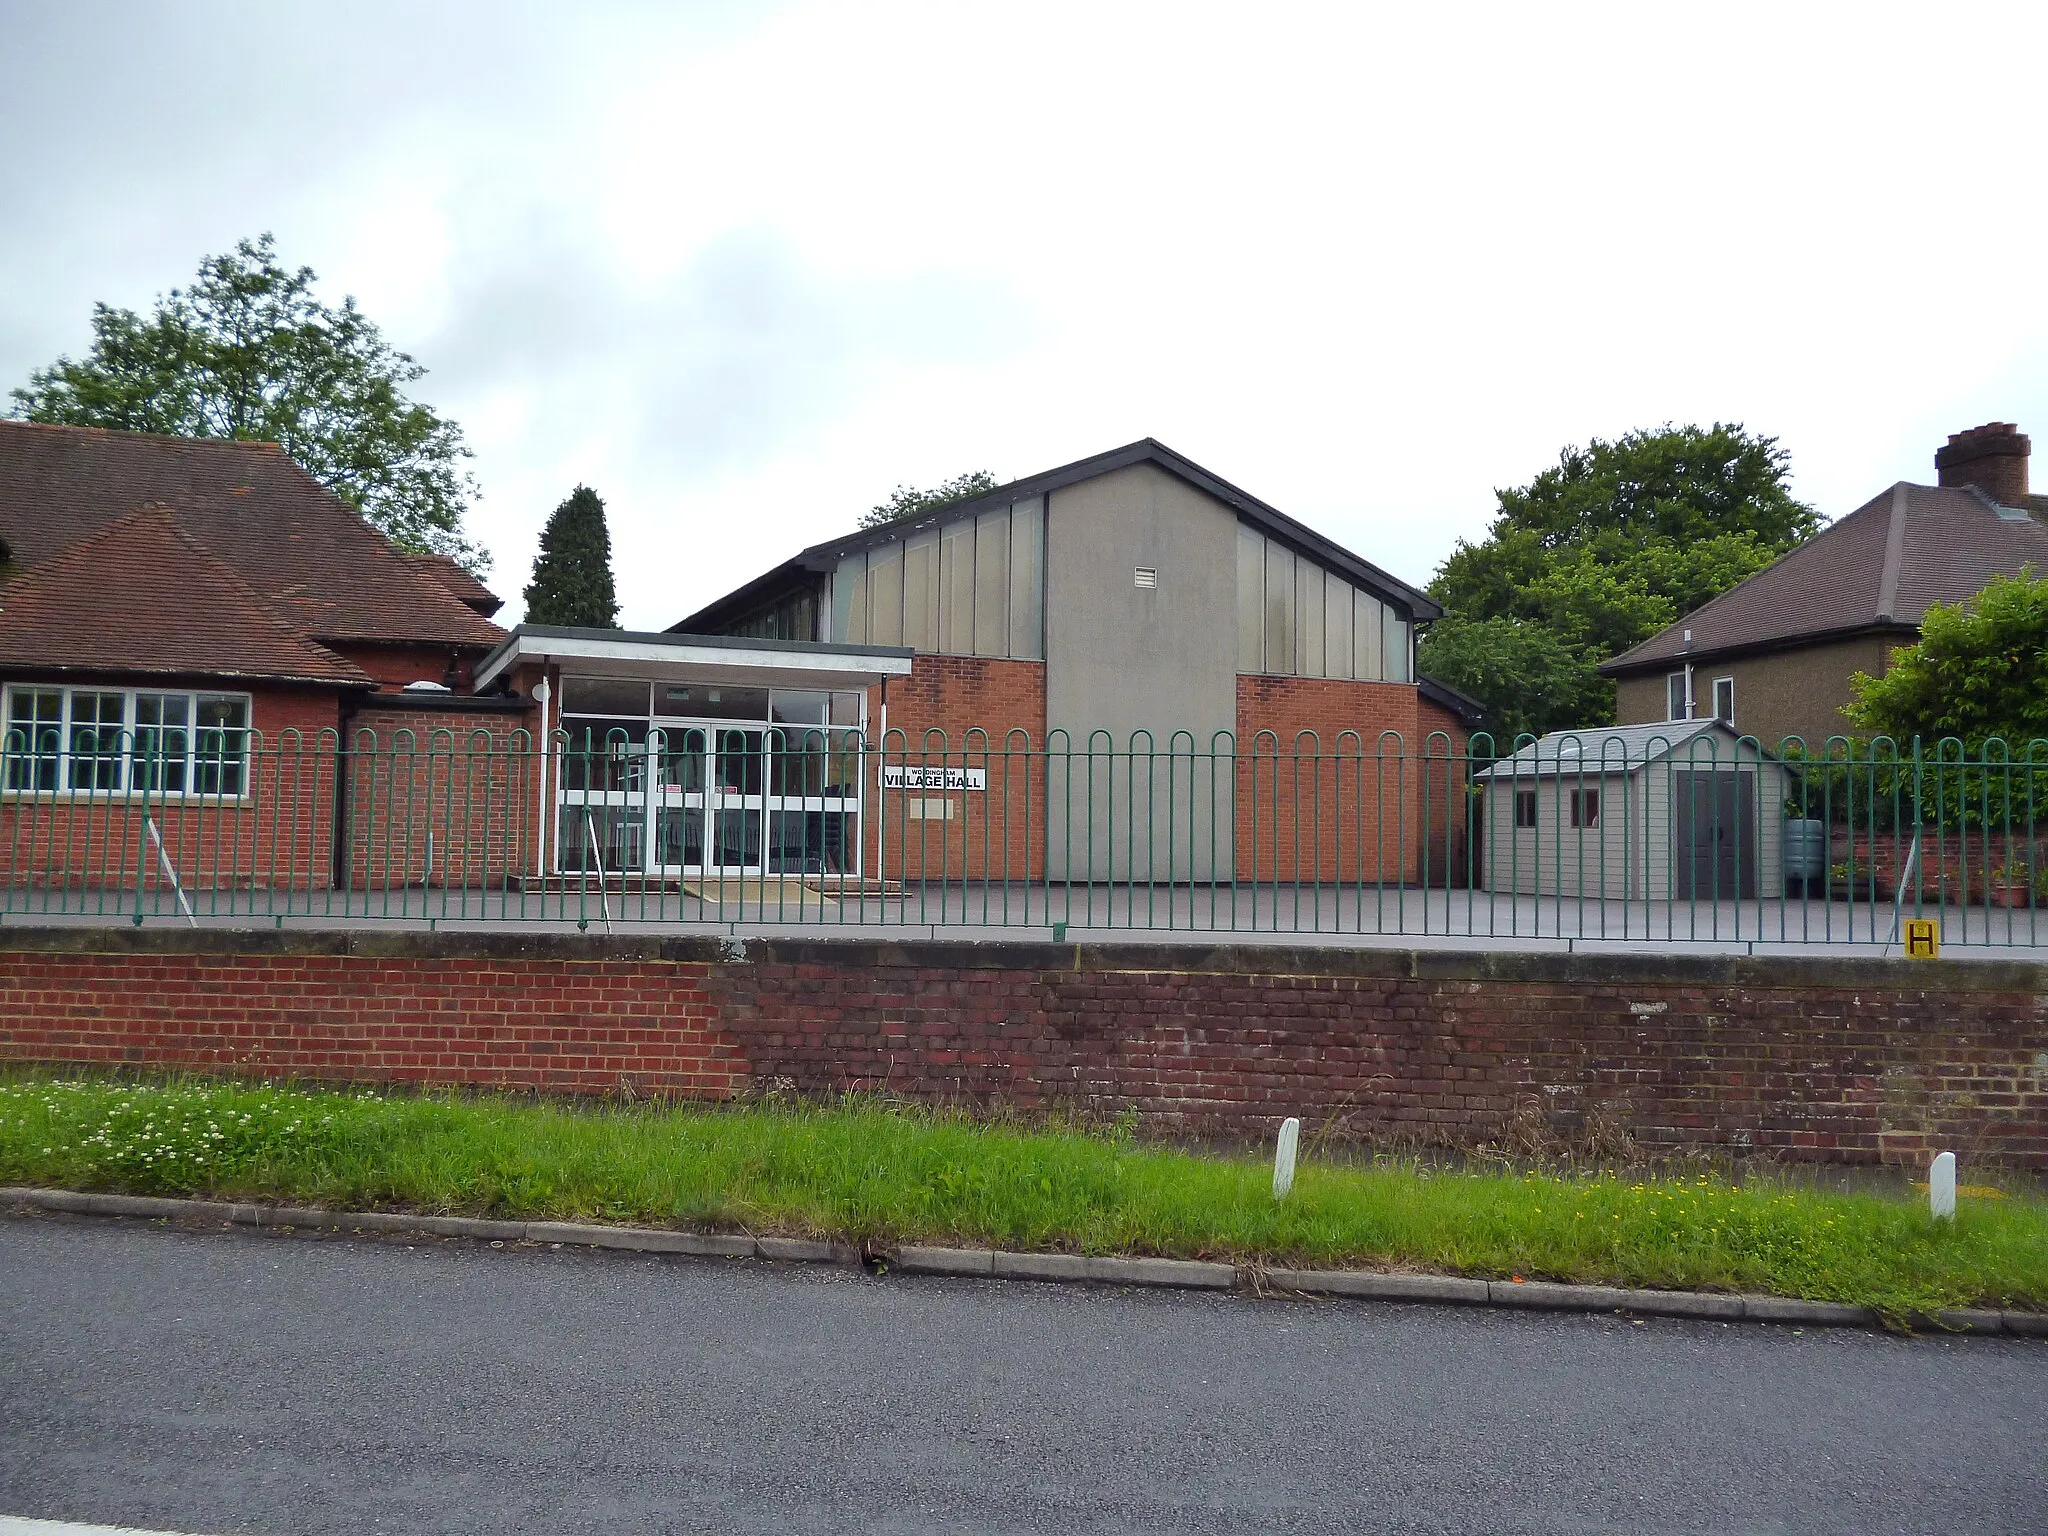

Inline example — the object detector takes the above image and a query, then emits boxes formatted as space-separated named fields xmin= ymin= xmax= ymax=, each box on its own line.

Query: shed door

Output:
xmin=1672 ymin=771 xmax=1756 ymax=900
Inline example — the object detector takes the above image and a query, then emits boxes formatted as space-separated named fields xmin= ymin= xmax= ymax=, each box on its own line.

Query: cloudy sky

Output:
xmin=4 ymin=1 xmax=2044 ymax=628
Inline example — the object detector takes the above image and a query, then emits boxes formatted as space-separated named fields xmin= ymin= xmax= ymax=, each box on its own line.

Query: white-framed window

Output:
xmin=1666 ymin=669 xmax=1691 ymax=721
xmin=1712 ymin=676 xmax=1735 ymax=727
xmin=2 ymin=684 xmax=252 ymax=797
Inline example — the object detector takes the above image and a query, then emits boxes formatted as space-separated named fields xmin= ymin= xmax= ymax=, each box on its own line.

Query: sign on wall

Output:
xmin=881 ymin=765 xmax=987 ymax=791
xmin=1903 ymin=918 xmax=1940 ymax=959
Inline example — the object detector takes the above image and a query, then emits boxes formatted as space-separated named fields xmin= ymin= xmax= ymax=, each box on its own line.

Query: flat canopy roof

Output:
xmin=475 ymin=624 xmax=915 ymax=692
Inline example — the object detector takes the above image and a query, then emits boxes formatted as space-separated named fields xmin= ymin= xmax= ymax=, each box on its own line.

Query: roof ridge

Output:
xmin=0 ymin=419 xmax=286 ymax=453
xmin=1875 ymin=482 xmax=1909 ymax=622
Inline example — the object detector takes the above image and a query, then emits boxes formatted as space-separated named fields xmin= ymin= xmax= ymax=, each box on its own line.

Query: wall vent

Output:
xmin=1133 ymin=566 xmax=1157 ymax=589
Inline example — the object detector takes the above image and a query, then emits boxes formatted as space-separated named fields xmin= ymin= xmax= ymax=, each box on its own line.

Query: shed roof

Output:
xmin=1473 ymin=720 xmax=1775 ymax=780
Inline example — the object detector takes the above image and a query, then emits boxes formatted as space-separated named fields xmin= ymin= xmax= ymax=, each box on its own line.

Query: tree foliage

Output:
xmin=10 ymin=234 xmax=486 ymax=573
xmin=858 ymin=469 xmax=999 ymax=529
xmin=1420 ymin=424 xmax=1817 ymax=737
xmin=522 ymin=486 xmax=619 ymax=629
xmin=1845 ymin=568 xmax=2048 ymax=751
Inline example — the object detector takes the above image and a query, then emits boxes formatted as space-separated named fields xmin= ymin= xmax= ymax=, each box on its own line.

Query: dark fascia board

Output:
xmin=1596 ymin=620 xmax=1919 ymax=678
xmin=670 ymin=439 xmax=1444 ymax=634
xmin=1417 ymin=673 xmax=1486 ymax=722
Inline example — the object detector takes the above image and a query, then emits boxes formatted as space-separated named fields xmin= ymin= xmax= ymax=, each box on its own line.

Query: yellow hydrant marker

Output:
xmin=1903 ymin=918 xmax=1940 ymax=958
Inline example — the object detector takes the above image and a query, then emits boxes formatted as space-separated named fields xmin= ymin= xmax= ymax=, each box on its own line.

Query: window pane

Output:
xmin=1382 ymin=607 xmax=1410 ymax=684
xmin=713 ymin=729 xmax=765 ymax=795
xmin=767 ymin=808 xmax=854 ymax=873
xmin=6 ymin=688 xmax=63 ymax=791
xmin=971 ymin=506 xmax=1009 ymax=657
xmin=564 ymin=678 xmax=649 ymax=717
xmin=652 ymin=727 xmax=706 ymax=792
xmin=771 ymin=691 xmax=829 ymax=726
xmin=1236 ymin=523 xmax=1264 ymax=673
xmin=1714 ymin=677 xmax=1735 ymax=726
xmin=194 ymin=695 xmax=249 ymax=796
xmin=867 ymin=542 xmax=903 ymax=647
xmin=1006 ymin=496 xmax=1044 ymax=660
xmin=69 ymin=691 xmax=126 ymax=791
xmin=1321 ymin=570 xmax=1352 ymax=681
xmin=830 ymin=691 xmax=863 ymax=727
xmin=939 ymin=517 xmax=975 ymax=656
xmin=902 ymin=528 xmax=939 ymax=652
xmin=1354 ymin=589 xmax=1383 ymax=680
xmin=1296 ymin=558 xmax=1325 ymax=678
xmin=132 ymin=692 xmax=190 ymax=793
xmin=834 ymin=553 xmax=866 ymax=645
xmin=1667 ymin=672 xmax=1688 ymax=721
xmin=559 ymin=719 xmax=646 ymax=791
xmin=1263 ymin=540 xmax=1295 ymax=675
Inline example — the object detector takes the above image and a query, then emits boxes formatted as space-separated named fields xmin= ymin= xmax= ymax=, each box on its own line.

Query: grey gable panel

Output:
xmin=671 ymin=439 xmax=1442 ymax=635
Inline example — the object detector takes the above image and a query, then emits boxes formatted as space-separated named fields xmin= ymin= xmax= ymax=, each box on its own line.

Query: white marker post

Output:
xmin=1272 ymin=1117 xmax=1301 ymax=1200
xmin=1929 ymin=1151 xmax=1956 ymax=1221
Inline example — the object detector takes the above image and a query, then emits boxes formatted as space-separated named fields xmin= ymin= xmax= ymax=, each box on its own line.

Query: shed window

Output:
xmin=1514 ymin=789 xmax=1537 ymax=828
xmin=1569 ymin=788 xmax=1600 ymax=828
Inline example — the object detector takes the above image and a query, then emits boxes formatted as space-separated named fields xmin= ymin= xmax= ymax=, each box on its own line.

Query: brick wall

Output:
xmin=0 ymin=686 xmax=345 ymax=893
xmin=1 ymin=929 xmax=2041 ymax=1167
xmin=344 ymin=702 xmax=541 ymax=888
xmin=869 ymin=656 xmax=1047 ymax=881
xmin=1235 ymin=676 xmax=1468 ymax=883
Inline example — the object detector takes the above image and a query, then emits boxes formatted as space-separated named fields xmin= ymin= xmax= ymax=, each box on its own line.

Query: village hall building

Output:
xmin=2 ymin=426 xmax=1472 ymax=893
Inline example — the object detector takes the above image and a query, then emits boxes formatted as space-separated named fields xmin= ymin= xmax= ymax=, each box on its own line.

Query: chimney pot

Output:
xmin=1935 ymin=421 xmax=2029 ymax=504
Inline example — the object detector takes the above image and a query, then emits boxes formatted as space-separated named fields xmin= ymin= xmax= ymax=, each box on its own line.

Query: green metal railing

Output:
xmin=1 ymin=724 xmax=2042 ymax=948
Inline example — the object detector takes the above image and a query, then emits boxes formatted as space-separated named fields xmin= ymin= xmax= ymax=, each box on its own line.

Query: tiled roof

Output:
xmin=1602 ymin=483 xmax=2048 ymax=674
xmin=403 ymin=552 xmax=504 ymax=617
xmin=0 ymin=506 xmax=373 ymax=685
xmin=0 ymin=421 xmax=504 ymax=649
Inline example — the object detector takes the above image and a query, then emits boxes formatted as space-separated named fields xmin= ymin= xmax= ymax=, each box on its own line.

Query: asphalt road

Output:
xmin=1 ymin=1216 xmax=2042 ymax=1535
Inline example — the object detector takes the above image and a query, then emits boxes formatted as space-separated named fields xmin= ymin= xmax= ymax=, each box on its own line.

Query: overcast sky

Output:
xmin=4 ymin=1 xmax=2044 ymax=628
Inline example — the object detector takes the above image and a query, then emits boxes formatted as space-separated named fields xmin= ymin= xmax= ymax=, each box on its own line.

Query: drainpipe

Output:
xmin=533 ymin=672 xmax=552 ymax=879
xmin=875 ymin=677 xmax=888 ymax=885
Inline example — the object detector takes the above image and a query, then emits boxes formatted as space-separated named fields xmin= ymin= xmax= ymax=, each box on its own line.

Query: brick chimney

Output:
xmin=1935 ymin=421 xmax=2030 ymax=504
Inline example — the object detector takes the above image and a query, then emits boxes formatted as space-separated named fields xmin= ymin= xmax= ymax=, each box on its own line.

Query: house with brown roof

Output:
xmin=1601 ymin=422 xmax=2048 ymax=748
xmin=0 ymin=421 xmax=522 ymax=890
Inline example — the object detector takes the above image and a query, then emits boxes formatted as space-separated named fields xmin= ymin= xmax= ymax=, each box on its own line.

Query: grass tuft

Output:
xmin=2 ymin=1070 xmax=2043 ymax=1321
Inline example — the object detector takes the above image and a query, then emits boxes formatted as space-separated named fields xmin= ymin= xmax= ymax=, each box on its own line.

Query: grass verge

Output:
xmin=2 ymin=1070 xmax=2043 ymax=1321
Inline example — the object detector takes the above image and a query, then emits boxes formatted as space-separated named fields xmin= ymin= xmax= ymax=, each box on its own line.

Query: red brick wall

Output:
xmin=868 ymin=656 xmax=1047 ymax=881
xmin=1235 ymin=676 xmax=1448 ymax=882
xmin=344 ymin=704 xmax=542 ymax=887
xmin=0 ymin=686 xmax=345 ymax=893
xmin=1 ymin=931 xmax=2041 ymax=1167
xmin=330 ymin=642 xmax=493 ymax=694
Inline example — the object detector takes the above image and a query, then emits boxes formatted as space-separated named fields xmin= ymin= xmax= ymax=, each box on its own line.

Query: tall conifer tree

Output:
xmin=523 ymin=485 xmax=619 ymax=627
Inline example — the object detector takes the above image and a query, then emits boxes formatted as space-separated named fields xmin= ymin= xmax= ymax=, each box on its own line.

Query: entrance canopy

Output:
xmin=475 ymin=624 xmax=914 ymax=694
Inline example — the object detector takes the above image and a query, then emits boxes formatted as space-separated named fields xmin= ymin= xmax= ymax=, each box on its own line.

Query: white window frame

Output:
xmin=1666 ymin=667 xmax=1694 ymax=722
xmin=1 ymin=683 xmax=254 ymax=800
xmin=1712 ymin=676 xmax=1735 ymax=727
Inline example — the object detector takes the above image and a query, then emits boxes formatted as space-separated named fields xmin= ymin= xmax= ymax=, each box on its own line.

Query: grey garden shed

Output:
xmin=1474 ymin=721 xmax=1795 ymax=901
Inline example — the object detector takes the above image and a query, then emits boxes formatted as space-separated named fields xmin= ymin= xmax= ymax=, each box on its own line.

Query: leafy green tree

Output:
xmin=10 ymin=234 xmax=486 ymax=573
xmin=1845 ymin=568 xmax=2048 ymax=750
xmin=1421 ymin=424 xmax=1818 ymax=735
xmin=1417 ymin=616 xmax=1611 ymax=749
xmin=858 ymin=469 xmax=999 ymax=529
xmin=522 ymin=486 xmax=619 ymax=628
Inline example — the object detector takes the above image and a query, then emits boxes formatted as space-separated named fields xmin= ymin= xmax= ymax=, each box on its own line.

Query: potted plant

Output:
xmin=1985 ymin=859 xmax=2039 ymax=909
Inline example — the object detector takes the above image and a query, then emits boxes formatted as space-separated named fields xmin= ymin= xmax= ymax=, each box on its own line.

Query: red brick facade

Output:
xmin=0 ymin=685 xmax=346 ymax=893
xmin=1 ymin=930 xmax=2040 ymax=1167
xmin=866 ymin=655 xmax=1048 ymax=881
xmin=1235 ymin=676 xmax=1469 ymax=883
xmin=343 ymin=702 xmax=541 ymax=888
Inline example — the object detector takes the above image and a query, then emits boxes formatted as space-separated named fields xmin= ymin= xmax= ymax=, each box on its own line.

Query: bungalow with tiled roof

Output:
xmin=1602 ymin=422 xmax=2048 ymax=748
